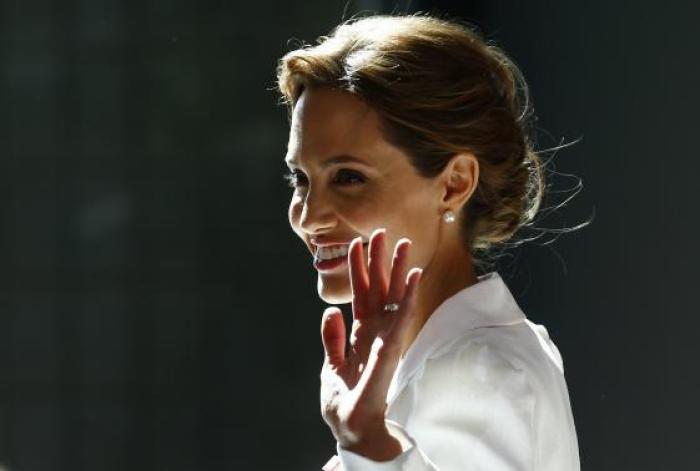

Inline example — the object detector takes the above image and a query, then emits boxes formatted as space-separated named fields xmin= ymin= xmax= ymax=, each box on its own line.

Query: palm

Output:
xmin=319 ymin=229 xmax=422 ymax=448
xmin=326 ymin=318 xmax=383 ymax=391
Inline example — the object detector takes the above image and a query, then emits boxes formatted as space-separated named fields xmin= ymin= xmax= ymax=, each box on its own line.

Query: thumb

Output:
xmin=321 ymin=307 xmax=346 ymax=368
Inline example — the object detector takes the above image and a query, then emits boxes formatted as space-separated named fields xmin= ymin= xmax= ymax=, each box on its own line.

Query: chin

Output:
xmin=317 ymin=276 xmax=353 ymax=304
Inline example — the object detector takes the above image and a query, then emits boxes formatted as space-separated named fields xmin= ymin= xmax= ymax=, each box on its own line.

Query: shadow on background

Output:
xmin=0 ymin=0 xmax=698 ymax=470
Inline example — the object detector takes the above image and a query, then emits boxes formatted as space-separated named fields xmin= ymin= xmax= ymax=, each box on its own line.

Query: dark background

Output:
xmin=1 ymin=0 xmax=698 ymax=470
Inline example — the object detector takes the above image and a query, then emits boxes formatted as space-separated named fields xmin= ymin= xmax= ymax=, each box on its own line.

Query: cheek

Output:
xmin=388 ymin=194 xmax=437 ymax=254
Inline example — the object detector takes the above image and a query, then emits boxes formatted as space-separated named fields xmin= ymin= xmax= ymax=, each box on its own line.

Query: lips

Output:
xmin=309 ymin=236 xmax=368 ymax=253
xmin=313 ymin=254 xmax=348 ymax=272
xmin=311 ymin=241 xmax=369 ymax=272
xmin=310 ymin=237 xmax=367 ymax=248
xmin=312 ymin=242 xmax=369 ymax=259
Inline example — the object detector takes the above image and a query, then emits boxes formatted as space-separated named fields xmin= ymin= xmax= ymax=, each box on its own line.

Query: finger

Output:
xmin=387 ymin=267 xmax=423 ymax=343
xmin=348 ymin=236 xmax=369 ymax=321
xmin=386 ymin=238 xmax=412 ymax=306
xmin=321 ymin=306 xmax=346 ymax=368
xmin=367 ymin=228 xmax=389 ymax=315
xmin=354 ymin=269 xmax=422 ymax=412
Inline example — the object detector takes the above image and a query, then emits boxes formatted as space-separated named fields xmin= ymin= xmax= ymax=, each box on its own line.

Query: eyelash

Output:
xmin=283 ymin=169 xmax=366 ymax=189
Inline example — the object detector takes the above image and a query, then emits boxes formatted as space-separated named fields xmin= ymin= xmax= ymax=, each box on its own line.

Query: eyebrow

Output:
xmin=285 ymin=154 xmax=372 ymax=169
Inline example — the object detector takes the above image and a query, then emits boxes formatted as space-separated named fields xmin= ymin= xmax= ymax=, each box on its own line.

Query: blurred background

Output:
xmin=1 ymin=0 xmax=698 ymax=470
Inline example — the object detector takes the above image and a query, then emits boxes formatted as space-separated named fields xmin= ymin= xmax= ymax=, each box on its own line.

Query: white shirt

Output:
xmin=325 ymin=271 xmax=580 ymax=471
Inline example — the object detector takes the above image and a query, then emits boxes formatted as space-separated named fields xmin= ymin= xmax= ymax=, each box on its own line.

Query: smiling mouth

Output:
xmin=312 ymin=242 xmax=369 ymax=272
xmin=312 ymin=242 xmax=369 ymax=260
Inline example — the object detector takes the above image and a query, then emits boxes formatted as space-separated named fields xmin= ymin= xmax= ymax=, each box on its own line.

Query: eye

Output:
xmin=283 ymin=169 xmax=307 ymax=188
xmin=334 ymin=169 xmax=365 ymax=186
xmin=282 ymin=168 xmax=365 ymax=189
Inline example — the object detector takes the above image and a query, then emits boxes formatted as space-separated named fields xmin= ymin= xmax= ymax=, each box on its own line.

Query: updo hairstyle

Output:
xmin=277 ymin=14 xmax=545 ymax=258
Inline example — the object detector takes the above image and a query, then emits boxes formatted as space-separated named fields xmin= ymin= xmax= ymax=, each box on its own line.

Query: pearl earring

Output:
xmin=443 ymin=210 xmax=456 ymax=224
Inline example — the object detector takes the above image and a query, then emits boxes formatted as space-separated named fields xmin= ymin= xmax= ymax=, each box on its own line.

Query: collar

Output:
xmin=386 ymin=271 xmax=526 ymax=405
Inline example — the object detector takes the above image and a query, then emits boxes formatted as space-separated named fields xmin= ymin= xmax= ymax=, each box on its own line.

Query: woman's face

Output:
xmin=285 ymin=86 xmax=447 ymax=304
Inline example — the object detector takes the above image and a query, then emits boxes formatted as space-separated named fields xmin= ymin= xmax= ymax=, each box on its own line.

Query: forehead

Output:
xmin=286 ymin=87 xmax=393 ymax=165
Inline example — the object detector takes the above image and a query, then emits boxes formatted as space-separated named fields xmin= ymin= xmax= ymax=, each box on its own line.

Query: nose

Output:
xmin=298 ymin=187 xmax=336 ymax=235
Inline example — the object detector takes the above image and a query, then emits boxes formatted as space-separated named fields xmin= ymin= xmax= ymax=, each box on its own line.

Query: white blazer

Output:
xmin=324 ymin=271 xmax=580 ymax=471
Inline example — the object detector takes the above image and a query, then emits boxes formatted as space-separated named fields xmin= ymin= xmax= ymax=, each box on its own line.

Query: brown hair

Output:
xmin=276 ymin=13 xmax=547 ymax=261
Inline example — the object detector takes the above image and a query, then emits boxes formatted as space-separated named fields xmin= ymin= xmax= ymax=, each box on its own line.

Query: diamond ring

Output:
xmin=383 ymin=302 xmax=400 ymax=312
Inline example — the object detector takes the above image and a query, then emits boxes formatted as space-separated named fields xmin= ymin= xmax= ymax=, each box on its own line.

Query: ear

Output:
xmin=439 ymin=152 xmax=479 ymax=213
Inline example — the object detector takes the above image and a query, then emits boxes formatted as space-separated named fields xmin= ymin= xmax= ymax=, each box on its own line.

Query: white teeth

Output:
xmin=317 ymin=245 xmax=350 ymax=261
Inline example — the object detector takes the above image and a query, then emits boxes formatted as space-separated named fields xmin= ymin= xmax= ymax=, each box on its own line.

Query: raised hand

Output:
xmin=319 ymin=228 xmax=422 ymax=460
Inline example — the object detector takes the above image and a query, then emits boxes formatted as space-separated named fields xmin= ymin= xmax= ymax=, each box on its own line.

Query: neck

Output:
xmin=399 ymin=245 xmax=477 ymax=359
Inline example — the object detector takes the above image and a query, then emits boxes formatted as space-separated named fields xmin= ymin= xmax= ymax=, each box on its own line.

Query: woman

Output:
xmin=276 ymin=13 xmax=581 ymax=471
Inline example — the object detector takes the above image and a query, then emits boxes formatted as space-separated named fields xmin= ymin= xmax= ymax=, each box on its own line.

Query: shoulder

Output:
xmin=409 ymin=326 xmax=537 ymax=437
xmin=422 ymin=321 xmax=565 ymax=398
xmin=417 ymin=328 xmax=533 ymax=405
